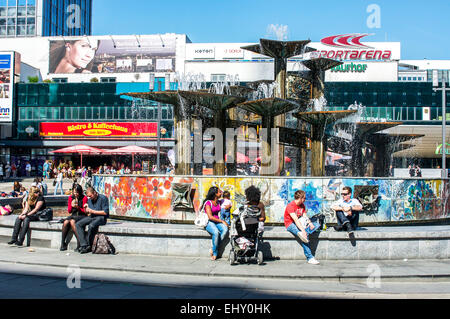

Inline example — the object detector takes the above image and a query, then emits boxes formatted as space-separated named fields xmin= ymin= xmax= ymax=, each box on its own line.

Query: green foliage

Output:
xmin=43 ymin=79 xmax=53 ymax=83
xmin=90 ymin=77 xmax=99 ymax=83
xmin=27 ymin=76 xmax=39 ymax=83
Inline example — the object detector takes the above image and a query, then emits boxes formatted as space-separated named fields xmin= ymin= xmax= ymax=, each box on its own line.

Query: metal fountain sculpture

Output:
xmin=123 ymin=38 xmax=408 ymax=177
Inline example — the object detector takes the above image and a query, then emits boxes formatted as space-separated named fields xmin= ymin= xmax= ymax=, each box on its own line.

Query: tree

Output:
xmin=43 ymin=79 xmax=53 ymax=83
xmin=90 ymin=77 xmax=99 ymax=83
xmin=27 ymin=76 xmax=39 ymax=83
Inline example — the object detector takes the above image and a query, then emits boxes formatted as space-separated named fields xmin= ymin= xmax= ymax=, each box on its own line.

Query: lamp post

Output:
xmin=433 ymin=70 xmax=448 ymax=178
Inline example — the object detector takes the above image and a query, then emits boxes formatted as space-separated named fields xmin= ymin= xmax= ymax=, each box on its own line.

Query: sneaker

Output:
xmin=307 ymin=258 xmax=320 ymax=265
xmin=79 ymin=246 xmax=91 ymax=254
xmin=7 ymin=240 xmax=17 ymax=245
xmin=297 ymin=232 xmax=309 ymax=243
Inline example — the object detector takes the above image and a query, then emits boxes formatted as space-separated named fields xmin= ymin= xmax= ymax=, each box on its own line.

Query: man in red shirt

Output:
xmin=284 ymin=190 xmax=321 ymax=265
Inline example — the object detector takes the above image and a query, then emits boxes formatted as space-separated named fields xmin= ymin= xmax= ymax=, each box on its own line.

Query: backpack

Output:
xmin=92 ymin=233 xmax=116 ymax=254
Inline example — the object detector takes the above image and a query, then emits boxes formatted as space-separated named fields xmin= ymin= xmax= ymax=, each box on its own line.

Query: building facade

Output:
xmin=0 ymin=0 xmax=92 ymax=38
xmin=0 ymin=33 xmax=449 ymax=176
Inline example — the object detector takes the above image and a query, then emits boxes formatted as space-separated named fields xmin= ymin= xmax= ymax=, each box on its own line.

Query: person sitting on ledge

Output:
xmin=331 ymin=186 xmax=363 ymax=235
xmin=60 ymin=184 xmax=89 ymax=252
xmin=284 ymin=190 xmax=321 ymax=265
xmin=0 ymin=204 xmax=13 ymax=216
xmin=75 ymin=187 xmax=109 ymax=254
xmin=203 ymin=186 xmax=228 ymax=261
xmin=8 ymin=186 xmax=46 ymax=246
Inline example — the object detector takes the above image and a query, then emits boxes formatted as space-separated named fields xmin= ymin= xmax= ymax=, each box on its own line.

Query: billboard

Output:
xmin=49 ymin=35 xmax=176 ymax=74
xmin=40 ymin=122 xmax=158 ymax=138
xmin=0 ymin=52 xmax=14 ymax=123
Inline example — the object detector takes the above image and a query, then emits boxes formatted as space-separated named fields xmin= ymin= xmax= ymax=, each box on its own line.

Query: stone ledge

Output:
xmin=0 ymin=216 xmax=449 ymax=260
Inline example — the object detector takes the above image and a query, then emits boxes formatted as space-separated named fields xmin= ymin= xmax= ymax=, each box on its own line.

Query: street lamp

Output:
xmin=432 ymin=70 xmax=448 ymax=178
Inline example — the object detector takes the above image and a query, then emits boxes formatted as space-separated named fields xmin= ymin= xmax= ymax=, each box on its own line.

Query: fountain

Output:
xmin=94 ymin=36 xmax=449 ymax=229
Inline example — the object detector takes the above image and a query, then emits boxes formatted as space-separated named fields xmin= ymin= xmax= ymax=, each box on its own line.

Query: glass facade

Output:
xmin=324 ymin=82 xmax=450 ymax=123
xmin=0 ymin=0 xmax=36 ymax=37
xmin=42 ymin=0 xmax=92 ymax=36
xmin=0 ymin=0 xmax=91 ymax=37
xmin=16 ymin=82 xmax=174 ymax=139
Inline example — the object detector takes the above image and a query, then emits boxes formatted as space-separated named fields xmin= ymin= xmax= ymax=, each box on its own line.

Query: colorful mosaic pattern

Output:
xmin=93 ymin=176 xmax=449 ymax=224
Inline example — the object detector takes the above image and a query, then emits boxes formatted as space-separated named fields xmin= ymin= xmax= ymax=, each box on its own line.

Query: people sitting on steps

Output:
xmin=75 ymin=187 xmax=109 ymax=254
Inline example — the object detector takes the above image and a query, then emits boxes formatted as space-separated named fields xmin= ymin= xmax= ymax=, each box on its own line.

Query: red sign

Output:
xmin=318 ymin=33 xmax=392 ymax=60
xmin=40 ymin=122 xmax=158 ymax=138
xmin=321 ymin=33 xmax=373 ymax=49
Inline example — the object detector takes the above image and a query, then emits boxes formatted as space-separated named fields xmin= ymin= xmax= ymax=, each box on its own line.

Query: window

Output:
xmin=100 ymin=77 xmax=116 ymax=83
xmin=52 ymin=78 xmax=67 ymax=83
xmin=211 ymin=74 xmax=226 ymax=82
xmin=413 ymin=77 xmax=417 ymax=81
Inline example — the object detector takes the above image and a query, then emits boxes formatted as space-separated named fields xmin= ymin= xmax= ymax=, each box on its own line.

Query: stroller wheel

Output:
xmin=229 ymin=250 xmax=236 ymax=265
xmin=257 ymin=251 xmax=263 ymax=265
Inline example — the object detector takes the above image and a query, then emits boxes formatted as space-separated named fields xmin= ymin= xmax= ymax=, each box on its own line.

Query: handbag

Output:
xmin=53 ymin=179 xmax=57 ymax=186
xmin=194 ymin=200 xmax=210 ymax=228
xmin=36 ymin=207 xmax=53 ymax=221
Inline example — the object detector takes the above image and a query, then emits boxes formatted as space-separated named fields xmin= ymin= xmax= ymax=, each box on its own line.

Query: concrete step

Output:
xmin=0 ymin=215 xmax=449 ymax=260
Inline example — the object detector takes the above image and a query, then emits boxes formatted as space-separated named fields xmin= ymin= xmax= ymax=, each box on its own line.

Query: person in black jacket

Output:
xmin=8 ymin=186 xmax=46 ymax=246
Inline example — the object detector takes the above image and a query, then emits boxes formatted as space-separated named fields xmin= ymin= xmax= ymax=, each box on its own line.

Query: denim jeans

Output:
xmin=75 ymin=216 xmax=107 ymax=248
xmin=335 ymin=211 xmax=359 ymax=230
xmin=286 ymin=220 xmax=320 ymax=261
xmin=54 ymin=181 xmax=64 ymax=195
xmin=220 ymin=208 xmax=231 ymax=225
xmin=205 ymin=221 xmax=228 ymax=257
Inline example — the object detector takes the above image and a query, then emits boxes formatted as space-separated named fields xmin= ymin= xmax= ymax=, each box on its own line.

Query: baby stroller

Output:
xmin=229 ymin=204 xmax=264 ymax=265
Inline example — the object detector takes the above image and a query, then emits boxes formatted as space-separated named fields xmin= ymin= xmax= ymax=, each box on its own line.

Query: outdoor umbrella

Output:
xmin=255 ymin=156 xmax=292 ymax=163
xmin=225 ymin=152 xmax=250 ymax=163
xmin=50 ymin=144 xmax=105 ymax=167
xmin=104 ymin=145 xmax=164 ymax=171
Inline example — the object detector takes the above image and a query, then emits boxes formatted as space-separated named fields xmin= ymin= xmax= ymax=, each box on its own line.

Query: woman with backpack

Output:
xmin=203 ymin=186 xmax=228 ymax=261
xmin=60 ymin=184 xmax=89 ymax=252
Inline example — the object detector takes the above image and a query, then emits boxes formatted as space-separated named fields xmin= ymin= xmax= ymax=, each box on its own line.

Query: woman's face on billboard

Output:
xmin=67 ymin=40 xmax=97 ymax=69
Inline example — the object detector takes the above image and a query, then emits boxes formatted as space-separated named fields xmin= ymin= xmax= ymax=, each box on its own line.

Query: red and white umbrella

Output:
xmin=104 ymin=146 xmax=164 ymax=170
xmin=50 ymin=144 xmax=105 ymax=167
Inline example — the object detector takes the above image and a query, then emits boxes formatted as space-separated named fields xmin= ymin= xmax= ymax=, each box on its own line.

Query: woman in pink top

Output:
xmin=203 ymin=186 xmax=228 ymax=260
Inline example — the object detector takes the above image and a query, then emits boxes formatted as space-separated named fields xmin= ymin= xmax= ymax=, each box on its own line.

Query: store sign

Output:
xmin=435 ymin=143 xmax=450 ymax=155
xmin=222 ymin=47 xmax=244 ymax=59
xmin=310 ymin=34 xmax=395 ymax=61
xmin=40 ymin=122 xmax=158 ymax=138
xmin=330 ymin=63 xmax=368 ymax=73
xmin=0 ymin=52 xmax=15 ymax=123
xmin=192 ymin=47 xmax=215 ymax=59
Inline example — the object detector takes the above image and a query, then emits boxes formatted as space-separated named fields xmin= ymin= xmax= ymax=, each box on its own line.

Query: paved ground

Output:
xmin=0 ymin=243 xmax=449 ymax=299
xmin=0 ymin=177 xmax=81 ymax=195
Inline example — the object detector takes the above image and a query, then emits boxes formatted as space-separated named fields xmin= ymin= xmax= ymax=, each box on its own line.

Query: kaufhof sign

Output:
xmin=308 ymin=33 xmax=400 ymax=61
xmin=330 ymin=62 xmax=367 ymax=73
xmin=40 ymin=122 xmax=158 ymax=138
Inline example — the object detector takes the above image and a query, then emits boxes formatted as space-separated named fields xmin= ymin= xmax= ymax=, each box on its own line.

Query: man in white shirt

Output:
xmin=25 ymin=162 xmax=31 ymax=177
xmin=331 ymin=186 xmax=363 ymax=235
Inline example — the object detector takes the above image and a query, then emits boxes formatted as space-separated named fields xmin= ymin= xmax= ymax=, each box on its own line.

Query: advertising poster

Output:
xmin=49 ymin=35 xmax=176 ymax=74
xmin=0 ymin=52 xmax=14 ymax=123
xmin=40 ymin=122 xmax=158 ymax=138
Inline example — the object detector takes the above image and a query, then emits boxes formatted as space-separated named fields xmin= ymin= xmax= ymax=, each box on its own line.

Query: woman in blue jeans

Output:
xmin=203 ymin=186 xmax=228 ymax=261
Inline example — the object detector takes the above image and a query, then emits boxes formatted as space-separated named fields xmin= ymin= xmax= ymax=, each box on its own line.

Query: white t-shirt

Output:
xmin=221 ymin=198 xmax=232 ymax=210
xmin=334 ymin=198 xmax=362 ymax=216
xmin=26 ymin=164 xmax=31 ymax=171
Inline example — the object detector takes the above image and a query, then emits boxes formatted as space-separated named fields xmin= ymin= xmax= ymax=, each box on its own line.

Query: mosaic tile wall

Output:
xmin=93 ymin=175 xmax=450 ymax=224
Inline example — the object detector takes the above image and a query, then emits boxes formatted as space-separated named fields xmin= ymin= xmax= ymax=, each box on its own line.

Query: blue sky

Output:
xmin=93 ymin=0 xmax=450 ymax=59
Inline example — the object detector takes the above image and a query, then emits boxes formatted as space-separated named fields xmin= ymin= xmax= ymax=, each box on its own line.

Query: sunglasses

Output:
xmin=341 ymin=193 xmax=350 ymax=196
